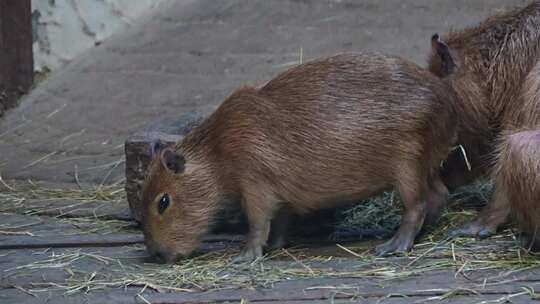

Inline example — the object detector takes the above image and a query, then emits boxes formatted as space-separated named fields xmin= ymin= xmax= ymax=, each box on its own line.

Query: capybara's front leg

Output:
xmin=233 ymin=193 xmax=275 ymax=263
xmin=268 ymin=206 xmax=293 ymax=250
xmin=449 ymin=186 xmax=509 ymax=239
xmin=376 ymin=170 xmax=427 ymax=256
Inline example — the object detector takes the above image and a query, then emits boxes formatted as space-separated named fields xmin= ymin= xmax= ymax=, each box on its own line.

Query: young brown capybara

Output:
xmin=141 ymin=53 xmax=458 ymax=263
xmin=428 ymin=1 xmax=540 ymax=238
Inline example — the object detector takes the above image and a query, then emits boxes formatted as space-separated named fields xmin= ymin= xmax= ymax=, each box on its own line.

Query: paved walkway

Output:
xmin=0 ymin=0 xmax=522 ymax=184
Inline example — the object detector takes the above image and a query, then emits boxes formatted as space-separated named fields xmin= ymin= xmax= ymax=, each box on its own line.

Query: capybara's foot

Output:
xmin=448 ymin=220 xmax=496 ymax=239
xmin=232 ymin=245 xmax=263 ymax=263
xmin=375 ymin=236 xmax=413 ymax=256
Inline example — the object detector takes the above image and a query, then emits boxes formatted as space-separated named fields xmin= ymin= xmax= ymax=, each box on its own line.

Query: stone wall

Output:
xmin=31 ymin=0 xmax=164 ymax=71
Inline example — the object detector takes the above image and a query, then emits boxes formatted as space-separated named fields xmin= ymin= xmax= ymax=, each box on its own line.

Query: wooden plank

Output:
xmin=0 ymin=246 xmax=147 ymax=289
xmin=0 ymin=286 xmax=536 ymax=304
xmin=0 ymin=232 xmax=244 ymax=250
xmin=0 ymin=233 xmax=144 ymax=250
xmin=0 ymin=288 xmax=144 ymax=304
xmin=0 ymin=212 xmax=244 ymax=250
xmin=0 ymin=0 xmax=33 ymax=113
xmin=246 ymin=295 xmax=537 ymax=304
xmin=3 ymin=199 xmax=132 ymax=221
xmin=0 ymin=213 xmax=143 ymax=249
xmin=140 ymin=276 xmax=540 ymax=303
xmin=0 ymin=240 xmax=236 ymax=288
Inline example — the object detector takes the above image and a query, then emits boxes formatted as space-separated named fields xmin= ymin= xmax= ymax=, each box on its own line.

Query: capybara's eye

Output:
xmin=158 ymin=194 xmax=170 ymax=214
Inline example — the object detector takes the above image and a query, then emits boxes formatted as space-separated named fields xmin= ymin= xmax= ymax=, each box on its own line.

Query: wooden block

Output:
xmin=0 ymin=0 xmax=33 ymax=114
xmin=124 ymin=113 xmax=203 ymax=222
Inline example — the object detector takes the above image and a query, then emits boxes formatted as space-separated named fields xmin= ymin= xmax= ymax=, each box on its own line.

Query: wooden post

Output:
xmin=0 ymin=0 xmax=33 ymax=113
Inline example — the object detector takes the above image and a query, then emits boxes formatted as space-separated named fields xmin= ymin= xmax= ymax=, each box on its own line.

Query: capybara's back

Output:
xmin=227 ymin=54 xmax=456 ymax=211
xmin=494 ymin=130 xmax=540 ymax=249
xmin=142 ymin=53 xmax=458 ymax=263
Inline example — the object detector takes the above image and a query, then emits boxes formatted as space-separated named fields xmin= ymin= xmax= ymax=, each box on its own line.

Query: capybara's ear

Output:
xmin=431 ymin=33 xmax=456 ymax=76
xmin=160 ymin=148 xmax=185 ymax=174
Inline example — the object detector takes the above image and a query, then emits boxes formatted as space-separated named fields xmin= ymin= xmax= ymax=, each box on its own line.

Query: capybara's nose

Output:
xmin=144 ymin=244 xmax=168 ymax=264
xmin=150 ymin=249 xmax=182 ymax=264
xmin=144 ymin=248 xmax=166 ymax=264
xmin=152 ymin=251 xmax=167 ymax=264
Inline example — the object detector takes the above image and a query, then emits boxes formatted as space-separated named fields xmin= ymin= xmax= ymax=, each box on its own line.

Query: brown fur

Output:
xmin=492 ymin=130 xmax=540 ymax=249
xmin=141 ymin=53 xmax=458 ymax=263
xmin=429 ymin=1 xmax=540 ymax=238
xmin=429 ymin=1 xmax=540 ymax=188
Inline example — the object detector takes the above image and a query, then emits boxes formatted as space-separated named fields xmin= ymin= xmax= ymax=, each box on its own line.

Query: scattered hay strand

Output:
xmin=23 ymin=151 xmax=58 ymax=169
xmin=0 ymin=179 xmax=131 ymax=235
xmin=0 ymin=179 xmax=126 ymax=214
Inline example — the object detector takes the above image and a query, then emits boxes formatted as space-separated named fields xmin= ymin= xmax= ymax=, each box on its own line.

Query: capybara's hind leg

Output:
xmin=375 ymin=167 xmax=427 ymax=256
xmin=449 ymin=186 xmax=509 ymax=239
xmin=424 ymin=175 xmax=449 ymax=227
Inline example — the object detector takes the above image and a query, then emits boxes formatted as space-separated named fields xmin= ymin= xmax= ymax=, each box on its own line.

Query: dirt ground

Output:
xmin=0 ymin=0 xmax=537 ymax=303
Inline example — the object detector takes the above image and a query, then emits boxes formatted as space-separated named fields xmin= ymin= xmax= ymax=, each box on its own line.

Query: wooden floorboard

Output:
xmin=2 ymin=200 xmax=540 ymax=303
xmin=1 ymin=278 xmax=539 ymax=304
xmin=2 ymin=198 xmax=132 ymax=221
xmin=0 ymin=213 xmax=143 ymax=249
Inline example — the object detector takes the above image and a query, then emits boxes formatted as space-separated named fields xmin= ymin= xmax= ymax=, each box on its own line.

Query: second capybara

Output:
xmin=428 ymin=1 xmax=540 ymax=237
xmin=464 ymin=130 xmax=540 ymax=249
xmin=429 ymin=1 xmax=540 ymax=189
xmin=141 ymin=53 xmax=458 ymax=263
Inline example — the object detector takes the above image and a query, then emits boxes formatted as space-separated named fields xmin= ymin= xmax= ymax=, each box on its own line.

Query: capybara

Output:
xmin=141 ymin=53 xmax=458 ymax=263
xmin=428 ymin=1 xmax=540 ymax=237
xmin=484 ymin=130 xmax=540 ymax=249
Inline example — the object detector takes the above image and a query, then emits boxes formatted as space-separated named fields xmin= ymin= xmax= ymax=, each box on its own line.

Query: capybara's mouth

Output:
xmin=147 ymin=251 xmax=183 ymax=264
xmin=146 ymin=249 xmax=201 ymax=264
xmin=145 ymin=253 xmax=168 ymax=264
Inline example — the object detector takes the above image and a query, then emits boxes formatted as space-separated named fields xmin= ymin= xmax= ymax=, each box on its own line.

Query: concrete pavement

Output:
xmin=0 ymin=0 xmax=525 ymax=184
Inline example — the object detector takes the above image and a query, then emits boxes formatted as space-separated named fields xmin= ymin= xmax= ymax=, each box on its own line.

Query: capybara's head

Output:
xmin=428 ymin=33 xmax=458 ymax=78
xmin=141 ymin=142 xmax=220 ymax=263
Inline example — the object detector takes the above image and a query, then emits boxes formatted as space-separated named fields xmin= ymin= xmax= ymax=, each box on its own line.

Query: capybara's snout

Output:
xmin=145 ymin=238 xmax=183 ymax=264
